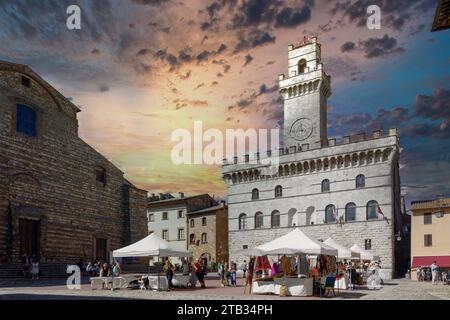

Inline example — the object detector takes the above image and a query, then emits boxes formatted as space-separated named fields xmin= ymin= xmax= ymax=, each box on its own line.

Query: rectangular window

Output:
xmin=95 ymin=238 xmax=108 ymax=261
xmin=16 ymin=104 xmax=37 ymax=137
xmin=95 ymin=167 xmax=106 ymax=184
xmin=424 ymin=212 xmax=432 ymax=225
xmin=162 ymin=212 xmax=168 ymax=220
xmin=162 ymin=230 xmax=168 ymax=240
xmin=148 ymin=214 xmax=154 ymax=222
xmin=424 ymin=234 xmax=432 ymax=247
xmin=243 ymin=245 xmax=248 ymax=250
xmin=190 ymin=219 xmax=194 ymax=228
xmin=21 ymin=76 xmax=31 ymax=87
xmin=178 ymin=210 xmax=184 ymax=218
xmin=364 ymin=239 xmax=372 ymax=250
xmin=178 ymin=228 xmax=185 ymax=241
xmin=202 ymin=217 xmax=207 ymax=226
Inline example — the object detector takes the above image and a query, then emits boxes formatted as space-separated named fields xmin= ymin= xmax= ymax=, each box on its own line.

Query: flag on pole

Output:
xmin=377 ymin=205 xmax=389 ymax=224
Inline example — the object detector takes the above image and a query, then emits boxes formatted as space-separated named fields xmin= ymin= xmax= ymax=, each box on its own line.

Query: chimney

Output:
xmin=179 ymin=192 xmax=185 ymax=198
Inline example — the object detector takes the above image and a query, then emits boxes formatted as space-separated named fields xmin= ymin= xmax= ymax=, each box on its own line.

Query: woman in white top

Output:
xmin=31 ymin=258 xmax=39 ymax=279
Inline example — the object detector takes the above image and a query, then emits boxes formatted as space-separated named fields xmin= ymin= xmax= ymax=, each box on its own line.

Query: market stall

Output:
xmin=323 ymin=238 xmax=361 ymax=289
xmin=111 ymin=233 xmax=192 ymax=291
xmin=248 ymin=228 xmax=338 ymax=297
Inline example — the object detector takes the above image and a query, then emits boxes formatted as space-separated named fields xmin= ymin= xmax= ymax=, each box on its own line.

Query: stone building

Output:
xmin=410 ymin=195 xmax=450 ymax=280
xmin=186 ymin=202 xmax=228 ymax=265
xmin=147 ymin=193 xmax=213 ymax=264
xmin=222 ymin=37 xmax=408 ymax=279
xmin=0 ymin=61 xmax=147 ymax=276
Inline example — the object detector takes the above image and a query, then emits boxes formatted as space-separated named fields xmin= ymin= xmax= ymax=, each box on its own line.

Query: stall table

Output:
xmin=252 ymin=277 xmax=313 ymax=297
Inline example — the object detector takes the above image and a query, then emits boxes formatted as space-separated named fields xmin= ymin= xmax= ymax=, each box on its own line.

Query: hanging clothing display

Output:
xmin=280 ymin=255 xmax=292 ymax=275
xmin=248 ymin=257 xmax=255 ymax=286
xmin=299 ymin=254 xmax=309 ymax=276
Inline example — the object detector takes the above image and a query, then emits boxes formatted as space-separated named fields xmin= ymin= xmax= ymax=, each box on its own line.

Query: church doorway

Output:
xmin=19 ymin=218 xmax=40 ymax=259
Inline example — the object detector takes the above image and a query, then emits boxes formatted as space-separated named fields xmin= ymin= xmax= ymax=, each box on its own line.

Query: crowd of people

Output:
xmin=416 ymin=261 xmax=448 ymax=284
xmin=84 ymin=260 xmax=122 ymax=278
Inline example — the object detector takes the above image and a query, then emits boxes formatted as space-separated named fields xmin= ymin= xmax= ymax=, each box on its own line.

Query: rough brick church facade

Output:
xmin=0 ymin=61 xmax=147 ymax=274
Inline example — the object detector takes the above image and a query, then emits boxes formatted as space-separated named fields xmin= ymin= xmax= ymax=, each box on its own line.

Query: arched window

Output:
xmin=298 ymin=59 xmax=307 ymax=74
xmin=345 ymin=203 xmax=356 ymax=222
xmin=271 ymin=210 xmax=281 ymax=227
xmin=254 ymin=212 xmax=263 ymax=229
xmin=16 ymin=104 xmax=37 ymax=137
xmin=202 ymin=217 xmax=207 ymax=226
xmin=201 ymin=233 xmax=207 ymax=244
xmin=356 ymin=174 xmax=365 ymax=188
xmin=238 ymin=213 xmax=247 ymax=230
xmin=275 ymin=185 xmax=282 ymax=198
xmin=190 ymin=219 xmax=194 ymax=228
xmin=321 ymin=179 xmax=330 ymax=192
xmin=366 ymin=201 xmax=379 ymax=220
xmin=252 ymin=188 xmax=259 ymax=200
xmin=189 ymin=234 xmax=195 ymax=245
xmin=325 ymin=204 xmax=337 ymax=224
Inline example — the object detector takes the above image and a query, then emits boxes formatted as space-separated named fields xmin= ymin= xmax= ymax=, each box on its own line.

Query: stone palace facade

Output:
xmin=222 ymin=37 xmax=407 ymax=279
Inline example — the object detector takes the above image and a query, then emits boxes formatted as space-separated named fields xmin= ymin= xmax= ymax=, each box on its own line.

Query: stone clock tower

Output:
xmin=278 ymin=37 xmax=331 ymax=149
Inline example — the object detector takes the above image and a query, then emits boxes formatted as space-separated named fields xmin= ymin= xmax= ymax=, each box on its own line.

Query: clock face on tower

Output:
xmin=290 ymin=118 xmax=313 ymax=141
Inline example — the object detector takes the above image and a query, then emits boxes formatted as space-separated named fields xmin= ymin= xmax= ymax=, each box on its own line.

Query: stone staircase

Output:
xmin=0 ymin=262 xmax=68 ymax=279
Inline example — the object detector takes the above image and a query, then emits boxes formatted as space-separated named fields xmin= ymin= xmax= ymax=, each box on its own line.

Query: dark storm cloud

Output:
xmin=243 ymin=54 xmax=254 ymax=66
xmin=259 ymin=83 xmax=278 ymax=95
xmin=359 ymin=34 xmax=405 ymax=59
xmin=341 ymin=41 xmax=356 ymax=52
xmin=233 ymin=29 xmax=276 ymax=53
xmin=329 ymin=0 xmax=435 ymax=29
xmin=98 ymin=84 xmax=110 ymax=92
xmin=414 ymin=89 xmax=450 ymax=120
xmin=137 ymin=48 xmax=151 ymax=56
xmin=274 ymin=5 xmax=312 ymax=28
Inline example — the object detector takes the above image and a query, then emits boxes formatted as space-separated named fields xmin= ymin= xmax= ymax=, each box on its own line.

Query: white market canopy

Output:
xmin=324 ymin=238 xmax=360 ymax=260
xmin=113 ymin=233 xmax=192 ymax=258
xmin=349 ymin=244 xmax=378 ymax=261
xmin=255 ymin=228 xmax=338 ymax=256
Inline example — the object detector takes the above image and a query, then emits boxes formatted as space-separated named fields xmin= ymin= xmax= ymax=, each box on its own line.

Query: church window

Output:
xmin=321 ymin=179 xmax=330 ymax=192
xmin=298 ymin=59 xmax=307 ymax=74
xmin=271 ymin=210 xmax=280 ymax=227
xmin=325 ymin=204 xmax=337 ymax=223
xmin=255 ymin=212 xmax=263 ymax=228
xmin=275 ymin=185 xmax=282 ymax=198
xmin=366 ymin=200 xmax=379 ymax=220
xmin=345 ymin=203 xmax=356 ymax=222
xmin=16 ymin=104 xmax=37 ymax=137
xmin=356 ymin=174 xmax=365 ymax=188
xmin=251 ymin=188 xmax=259 ymax=200
xmin=95 ymin=166 xmax=106 ymax=185
xmin=239 ymin=213 xmax=247 ymax=230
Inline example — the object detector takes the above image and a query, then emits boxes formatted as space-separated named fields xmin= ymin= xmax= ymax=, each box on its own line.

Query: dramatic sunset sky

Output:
xmin=0 ymin=0 xmax=449 ymax=205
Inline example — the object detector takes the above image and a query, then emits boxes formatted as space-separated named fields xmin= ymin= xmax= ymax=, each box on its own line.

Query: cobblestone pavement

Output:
xmin=0 ymin=277 xmax=449 ymax=300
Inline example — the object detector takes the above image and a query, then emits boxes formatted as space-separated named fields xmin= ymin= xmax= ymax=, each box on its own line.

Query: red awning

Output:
xmin=412 ymin=256 xmax=450 ymax=268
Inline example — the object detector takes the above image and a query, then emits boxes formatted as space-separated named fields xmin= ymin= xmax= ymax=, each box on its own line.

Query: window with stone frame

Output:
xmin=254 ymin=212 xmax=263 ymax=228
xmin=424 ymin=234 xmax=432 ymax=247
xmin=298 ymin=59 xmax=307 ymax=74
xmin=364 ymin=239 xmax=372 ymax=250
xmin=201 ymin=233 xmax=207 ymax=244
xmin=21 ymin=76 xmax=31 ymax=87
xmin=162 ymin=229 xmax=168 ymax=240
xmin=356 ymin=174 xmax=365 ymax=189
xmin=148 ymin=214 xmax=154 ymax=222
xmin=162 ymin=212 xmax=168 ymax=220
xmin=275 ymin=185 xmax=282 ymax=198
xmin=189 ymin=233 xmax=195 ymax=245
xmin=325 ymin=204 xmax=337 ymax=223
xmin=345 ymin=203 xmax=357 ymax=222
xmin=252 ymin=188 xmax=259 ymax=200
xmin=178 ymin=210 xmax=184 ymax=218
xmin=271 ymin=210 xmax=280 ymax=227
xmin=95 ymin=166 xmax=106 ymax=185
xmin=366 ymin=200 xmax=379 ymax=220
xmin=424 ymin=212 xmax=432 ymax=225
xmin=16 ymin=104 xmax=37 ymax=137
xmin=178 ymin=228 xmax=185 ymax=241
xmin=202 ymin=217 xmax=207 ymax=226
xmin=190 ymin=219 xmax=194 ymax=228
xmin=238 ymin=213 xmax=247 ymax=230
xmin=321 ymin=179 xmax=330 ymax=192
